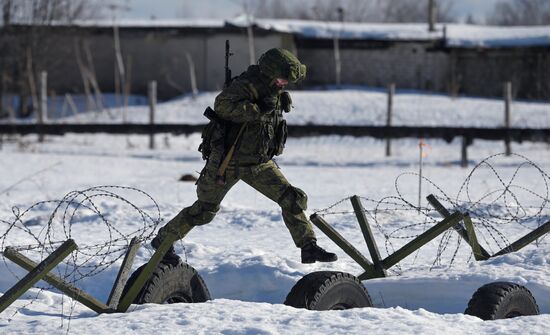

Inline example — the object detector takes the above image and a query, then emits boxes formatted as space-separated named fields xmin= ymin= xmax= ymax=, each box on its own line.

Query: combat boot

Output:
xmin=151 ymin=235 xmax=182 ymax=266
xmin=301 ymin=241 xmax=338 ymax=263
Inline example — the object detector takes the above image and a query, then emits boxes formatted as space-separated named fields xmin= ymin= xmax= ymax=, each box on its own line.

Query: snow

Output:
xmin=47 ymin=87 xmax=550 ymax=129
xmin=229 ymin=18 xmax=550 ymax=48
xmin=0 ymin=89 xmax=549 ymax=334
xmin=14 ymin=18 xmax=550 ymax=47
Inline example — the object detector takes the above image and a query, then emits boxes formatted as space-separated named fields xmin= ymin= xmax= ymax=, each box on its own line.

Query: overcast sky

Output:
xmin=106 ymin=0 xmax=503 ymax=23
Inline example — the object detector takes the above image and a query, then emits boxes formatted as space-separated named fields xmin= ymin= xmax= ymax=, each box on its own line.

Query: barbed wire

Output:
xmin=0 ymin=185 xmax=166 ymax=327
xmin=314 ymin=153 xmax=550 ymax=273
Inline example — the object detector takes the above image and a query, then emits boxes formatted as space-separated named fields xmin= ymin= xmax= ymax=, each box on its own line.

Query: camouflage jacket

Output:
xmin=213 ymin=65 xmax=287 ymax=165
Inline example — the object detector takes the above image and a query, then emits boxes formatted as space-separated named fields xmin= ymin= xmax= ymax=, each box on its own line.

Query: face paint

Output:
xmin=274 ymin=78 xmax=289 ymax=89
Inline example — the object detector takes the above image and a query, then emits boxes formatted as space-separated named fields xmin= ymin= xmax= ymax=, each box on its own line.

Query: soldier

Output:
xmin=152 ymin=48 xmax=337 ymax=265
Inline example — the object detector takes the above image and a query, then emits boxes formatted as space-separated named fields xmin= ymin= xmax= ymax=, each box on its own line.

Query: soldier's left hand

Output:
xmin=280 ymin=91 xmax=292 ymax=113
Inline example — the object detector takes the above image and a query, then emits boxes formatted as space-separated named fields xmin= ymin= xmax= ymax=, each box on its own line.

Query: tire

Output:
xmin=465 ymin=281 xmax=539 ymax=320
xmin=284 ymin=271 xmax=373 ymax=310
xmin=123 ymin=262 xmax=211 ymax=304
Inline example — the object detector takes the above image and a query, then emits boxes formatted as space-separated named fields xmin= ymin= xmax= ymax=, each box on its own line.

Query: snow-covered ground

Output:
xmin=0 ymin=90 xmax=549 ymax=334
xmin=47 ymin=87 xmax=550 ymax=129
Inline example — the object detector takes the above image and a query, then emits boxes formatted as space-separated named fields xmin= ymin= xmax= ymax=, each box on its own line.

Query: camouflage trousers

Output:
xmin=157 ymin=160 xmax=317 ymax=248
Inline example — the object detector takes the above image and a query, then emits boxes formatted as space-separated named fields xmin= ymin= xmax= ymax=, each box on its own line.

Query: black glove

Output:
xmin=280 ymin=91 xmax=292 ymax=113
xmin=258 ymin=96 xmax=278 ymax=113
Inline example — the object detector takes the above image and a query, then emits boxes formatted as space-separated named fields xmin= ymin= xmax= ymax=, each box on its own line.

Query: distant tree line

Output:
xmin=488 ymin=0 xmax=550 ymax=26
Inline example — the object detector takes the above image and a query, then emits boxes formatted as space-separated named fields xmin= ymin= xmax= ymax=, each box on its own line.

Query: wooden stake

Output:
xmin=3 ymin=243 xmax=113 ymax=314
xmin=107 ymin=237 xmax=141 ymax=309
xmin=350 ymin=196 xmax=387 ymax=277
xmin=504 ymin=81 xmax=512 ymax=156
xmin=310 ymin=214 xmax=378 ymax=279
xmin=148 ymin=81 xmax=157 ymax=150
xmin=386 ymin=84 xmax=395 ymax=156
xmin=0 ymin=240 xmax=77 ymax=314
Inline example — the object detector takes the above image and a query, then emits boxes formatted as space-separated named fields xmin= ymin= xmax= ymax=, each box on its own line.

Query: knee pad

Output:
xmin=187 ymin=201 xmax=220 ymax=225
xmin=278 ymin=186 xmax=308 ymax=215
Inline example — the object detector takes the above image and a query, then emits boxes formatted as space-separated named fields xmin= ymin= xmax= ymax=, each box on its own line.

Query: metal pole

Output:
xmin=386 ymin=83 xmax=395 ymax=156
xmin=418 ymin=140 xmax=424 ymax=210
xmin=148 ymin=80 xmax=157 ymax=150
xmin=504 ymin=81 xmax=512 ymax=156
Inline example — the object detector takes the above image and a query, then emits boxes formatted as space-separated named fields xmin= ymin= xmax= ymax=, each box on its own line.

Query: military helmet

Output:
xmin=258 ymin=48 xmax=306 ymax=83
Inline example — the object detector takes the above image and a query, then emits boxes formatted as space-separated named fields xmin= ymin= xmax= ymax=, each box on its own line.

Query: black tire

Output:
xmin=284 ymin=271 xmax=373 ymax=310
xmin=465 ymin=281 xmax=539 ymax=320
xmin=123 ymin=262 xmax=211 ymax=304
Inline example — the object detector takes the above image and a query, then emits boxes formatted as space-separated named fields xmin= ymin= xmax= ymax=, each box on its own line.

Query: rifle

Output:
xmin=224 ymin=40 xmax=233 ymax=88
xmin=216 ymin=39 xmax=246 ymax=186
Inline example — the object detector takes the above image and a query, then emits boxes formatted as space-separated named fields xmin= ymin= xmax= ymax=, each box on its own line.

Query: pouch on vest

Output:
xmin=274 ymin=119 xmax=288 ymax=156
xmin=198 ymin=107 xmax=226 ymax=161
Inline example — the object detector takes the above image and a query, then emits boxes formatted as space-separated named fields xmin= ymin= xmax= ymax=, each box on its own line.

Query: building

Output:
xmin=1 ymin=18 xmax=550 ymax=110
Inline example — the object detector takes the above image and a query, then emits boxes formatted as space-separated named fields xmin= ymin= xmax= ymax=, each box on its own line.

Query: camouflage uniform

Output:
xmin=156 ymin=49 xmax=316 ymax=248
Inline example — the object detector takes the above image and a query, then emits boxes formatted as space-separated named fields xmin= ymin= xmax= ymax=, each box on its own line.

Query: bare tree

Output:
xmin=1 ymin=0 xmax=103 ymax=118
xmin=488 ymin=0 xmax=550 ymax=26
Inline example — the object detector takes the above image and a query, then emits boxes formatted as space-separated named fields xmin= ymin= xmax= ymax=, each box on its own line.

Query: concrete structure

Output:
xmin=1 ymin=19 xmax=549 ymax=108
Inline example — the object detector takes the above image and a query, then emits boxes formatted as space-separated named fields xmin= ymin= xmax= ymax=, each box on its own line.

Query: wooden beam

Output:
xmin=463 ymin=214 xmax=489 ymax=261
xmin=382 ymin=212 xmax=463 ymax=269
xmin=310 ymin=214 xmax=379 ymax=279
xmin=350 ymin=196 xmax=387 ymax=278
xmin=107 ymin=237 xmax=141 ymax=309
xmin=426 ymin=194 xmax=491 ymax=259
xmin=3 ymin=243 xmax=113 ymax=314
xmin=117 ymin=226 xmax=193 ymax=312
xmin=494 ymin=220 xmax=550 ymax=257
xmin=0 ymin=240 xmax=77 ymax=314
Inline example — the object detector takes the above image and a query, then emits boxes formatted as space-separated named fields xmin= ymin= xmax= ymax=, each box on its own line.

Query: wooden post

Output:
xmin=350 ymin=196 xmax=387 ymax=277
xmin=381 ymin=212 xmax=463 ymax=269
xmin=0 ymin=240 xmax=77 ymax=314
xmin=38 ymin=71 xmax=47 ymax=142
xmin=428 ymin=0 xmax=437 ymax=32
xmin=310 ymin=214 xmax=379 ymax=279
xmin=185 ymin=53 xmax=198 ymax=99
xmin=3 ymin=243 xmax=113 ymax=314
xmin=463 ymin=214 xmax=488 ymax=261
xmin=426 ymin=194 xmax=491 ymax=259
xmin=386 ymin=84 xmax=395 ymax=156
xmin=107 ymin=237 xmax=141 ymax=309
xmin=117 ymin=226 xmax=194 ymax=312
xmin=461 ymin=136 xmax=468 ymax=168
xmin=504 ymin=82 xmax=512 ymax=156
xmin=493 ymin=220 xmax=550 ymax=257
xmin=148 ymin=81 xmax=157 ymax=150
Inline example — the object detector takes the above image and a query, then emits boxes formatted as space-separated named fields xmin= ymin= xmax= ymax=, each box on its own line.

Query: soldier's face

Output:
xmin=274 ymin=78 xmax=289 ymax=89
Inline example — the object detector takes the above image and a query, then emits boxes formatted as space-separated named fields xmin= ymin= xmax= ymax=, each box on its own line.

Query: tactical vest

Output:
xmin=227 ymin=66 xmax=287 ymax=165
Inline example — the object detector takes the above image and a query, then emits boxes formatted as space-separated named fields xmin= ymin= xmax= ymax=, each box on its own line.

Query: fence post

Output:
xmin=38 ymin=71 xmax=47 ymax=143
xmin=386 ymin=83 xmax=395 ymax=157
xmin=461 ymin=136 xmax=468 ymax=168
xmin=504 ymin=82 xmax=512 ymax=156
xmin=149 ymin=81 xmax=157 ymax=150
